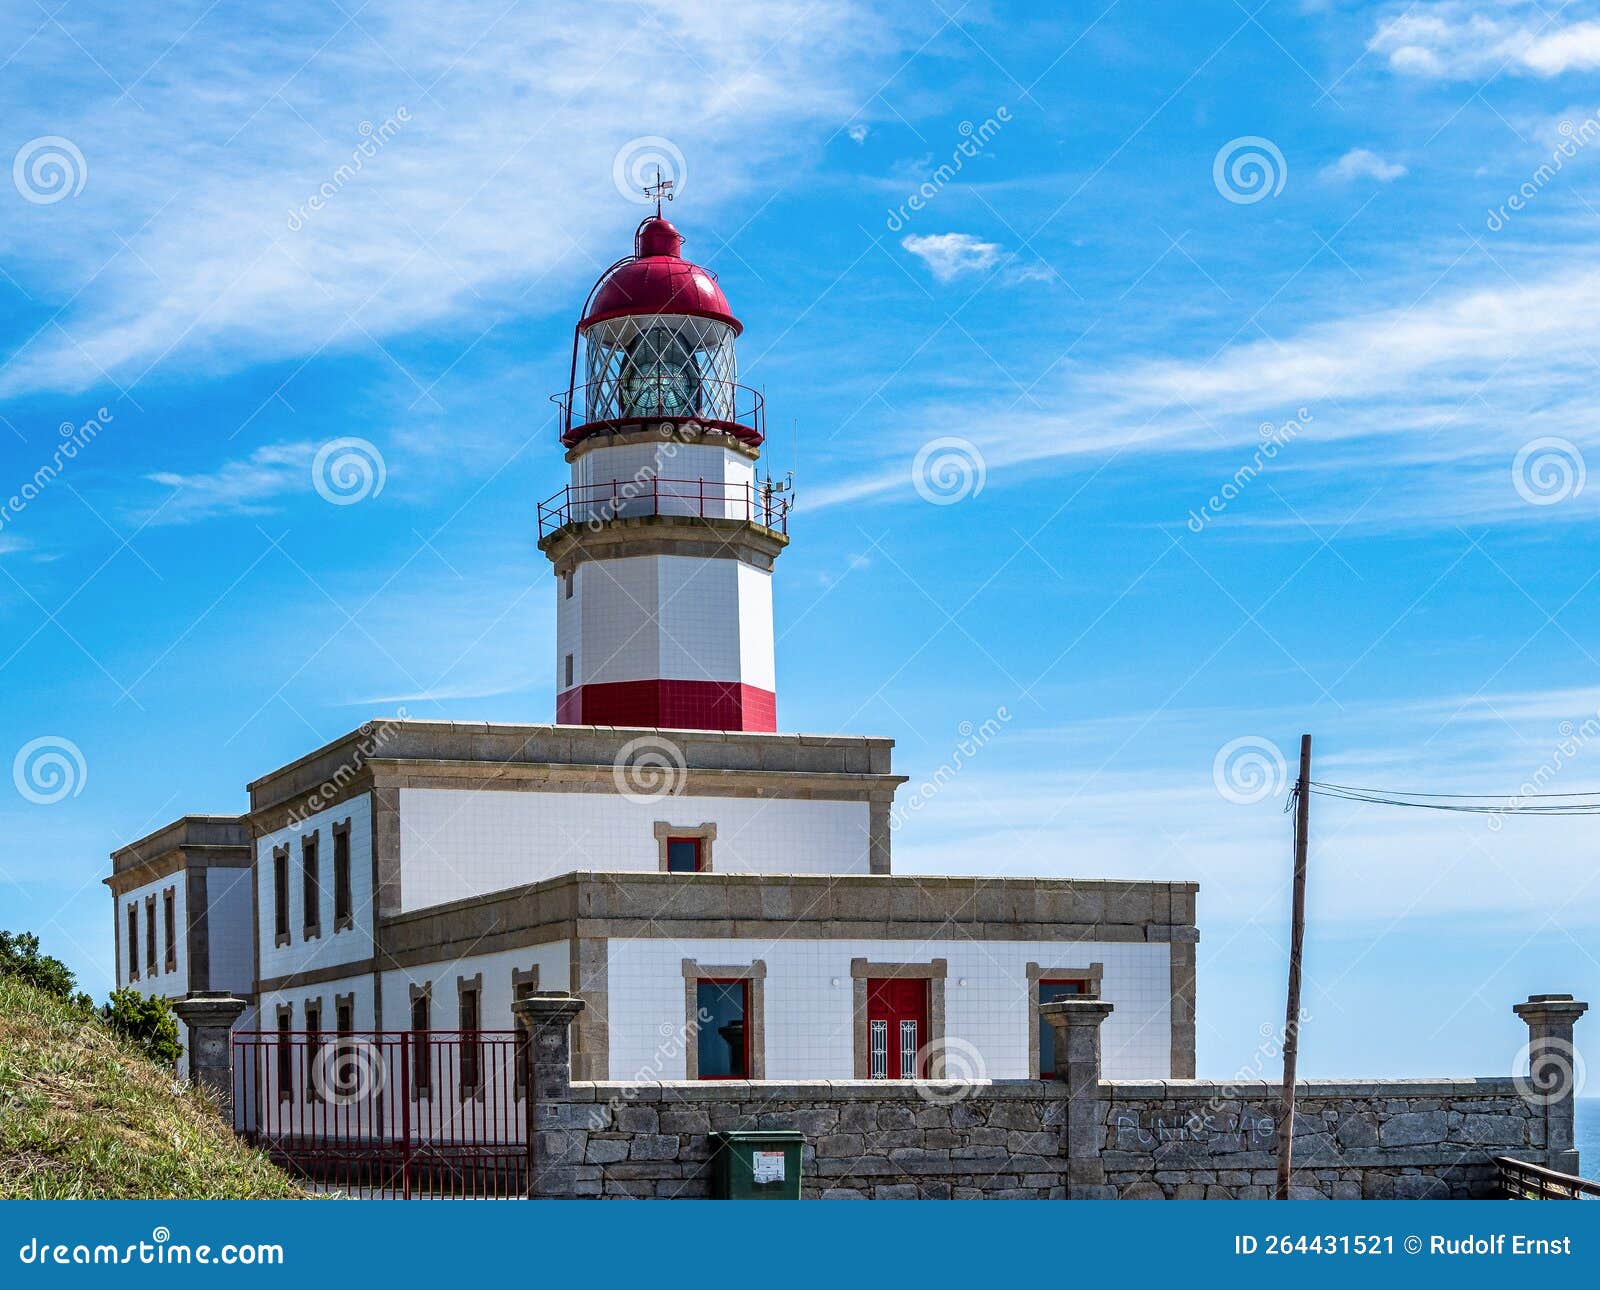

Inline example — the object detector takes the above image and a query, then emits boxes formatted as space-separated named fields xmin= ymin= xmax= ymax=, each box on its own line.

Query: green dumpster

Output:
xmin=709 ymin=1130 xmax=805 ymax=1199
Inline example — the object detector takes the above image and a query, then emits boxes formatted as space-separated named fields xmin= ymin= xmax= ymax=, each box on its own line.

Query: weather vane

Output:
xmin=643 ymin=165 xmax=675 ymax=217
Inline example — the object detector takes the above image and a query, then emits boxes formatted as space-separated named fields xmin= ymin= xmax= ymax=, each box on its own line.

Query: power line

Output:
xmin=1296 ymin=780 xmax=1600 ymax=816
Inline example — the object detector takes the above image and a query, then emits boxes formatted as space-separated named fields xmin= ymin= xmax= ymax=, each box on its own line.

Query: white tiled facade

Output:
xmin=376 ymin=941 xmax=571 ymax=1031
xmin=607 ymin=937 xmax=1172 ymax=1082
xmin=558 ymin=554 xmax=774 ymax=690
xmin=397 ymin=787 xmax=870 ymax=911
xmin=116 ymin=872 xmax=187 ymax=997
xmin=571 ymin=441 xmax=755 ymax=521
xmin=256 ymin=796 xmax=375 ymax=984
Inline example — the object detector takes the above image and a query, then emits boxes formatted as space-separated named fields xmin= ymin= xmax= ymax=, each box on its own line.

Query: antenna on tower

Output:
xmin=643 ymin=166 xmax=675 ymax=217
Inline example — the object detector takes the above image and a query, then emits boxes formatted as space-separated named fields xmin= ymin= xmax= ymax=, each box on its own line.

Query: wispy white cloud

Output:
xmin=809 ymin=258 xmax=1600 ymax=527
xmin=1370 ymin=2 xmax=1600 ymax=79
xmin=142 ymin=442 xmax=314 ymax=525
xmin=1321 ymin=147 xmax=1407 ymax=182
xmin=0 ymin=0 xmax=882 ymax=400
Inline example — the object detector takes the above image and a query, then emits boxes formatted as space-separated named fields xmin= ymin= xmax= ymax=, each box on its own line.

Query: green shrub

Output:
xmin=101 ymin=988 xmax=182 ymax=1067
xmin=0 ymin=930 xmax=90 ymax=1011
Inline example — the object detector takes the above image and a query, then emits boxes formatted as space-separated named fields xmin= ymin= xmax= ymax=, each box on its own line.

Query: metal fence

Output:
xmin=1496 ymin=1156 xmax=1600 ymax=1199
xmin=232 ymin=1031 xmax=528 ymax=1199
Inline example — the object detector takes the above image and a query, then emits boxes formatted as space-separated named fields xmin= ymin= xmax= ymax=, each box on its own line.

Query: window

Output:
xmin=335 ymin=995 xmax=353 ymax=1038
xmin=655 ymin=822 xmax=716 ymax=872
xmin=563 ymin=571 xmax=574 ymax=600
xmin=410 ymin=989 xmax=431 ymax=1096
xmin=1037 ymin=979 xmax=1086 ymax=1078
xmin=301 ymin=835 xmax=320 ymax=936
xmin=144 ymin=898 xmax=157 ymax=977
xmin=276 ymin=1006 xmax=293 ymax=1099
xmin=563 ymin=653 xmax=574 ymax=688
xmin=304 ymin=1001 xmax=323 ymax=1100
xmin=666 ymin=837 xmax=702 ymax=873
xmin=162 ymin=888 xmax=177 ymax=972
xmin=458 ymin=979 xmax=482 ymax=1095
xmin=695 ymin=980 xmax=748 ymax=1079
xmin=332 ymin=820 xmax=352 ymax=930
xmin=126 ymin=905 xmax=139 ymax=981
xmin=512 ymin=968 xmax=539 ymax=1095
xmin=272 ymin=845 xmax=289 ymax=943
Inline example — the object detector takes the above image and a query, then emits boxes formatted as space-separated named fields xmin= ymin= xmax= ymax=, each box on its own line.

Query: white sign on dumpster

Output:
xmin=752 ymin=1150 xmax=786 ymax=1184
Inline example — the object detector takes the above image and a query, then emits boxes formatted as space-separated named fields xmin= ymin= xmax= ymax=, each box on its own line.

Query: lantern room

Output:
xmin=559 ymin=216 xmax=764 ymax=447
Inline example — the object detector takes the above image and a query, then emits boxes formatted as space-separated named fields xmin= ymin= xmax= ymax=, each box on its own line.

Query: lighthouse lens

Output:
xmin=619 ymin=325 xmax=701 ymax=417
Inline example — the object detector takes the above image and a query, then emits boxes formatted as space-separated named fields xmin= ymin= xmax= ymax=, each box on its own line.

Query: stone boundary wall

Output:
xmin=536 ymin=1076 xmax=1543 ymax=1199
xmin=516 ymin=993 xmax=1587 ymax=1200
xmin=1100 ymin=1079 xmax=1538 ymax=1199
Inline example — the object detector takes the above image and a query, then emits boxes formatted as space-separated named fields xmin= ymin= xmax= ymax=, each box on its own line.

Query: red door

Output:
xmin=866 ymin=978 xmax=928 ymax=1079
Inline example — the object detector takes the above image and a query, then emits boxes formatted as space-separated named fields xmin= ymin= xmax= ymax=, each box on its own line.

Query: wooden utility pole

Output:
xmin=1275 ymin=733 xmax=1312 ymax=1200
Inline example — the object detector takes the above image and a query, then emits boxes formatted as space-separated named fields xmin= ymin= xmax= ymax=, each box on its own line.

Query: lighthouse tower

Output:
xmin=537 ymin=208 xmax=790 ymax=732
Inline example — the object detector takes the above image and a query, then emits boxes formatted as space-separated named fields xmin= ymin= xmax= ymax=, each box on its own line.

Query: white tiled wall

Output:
xmin=377 ymin=941 xmax=571 ymax=1030
xmin=605 ymin=938 xmax=1172 ymax=1082
xmin=256 ymin=795 xmax=374 ymax=983
xmin=260 ymin=971 xmax=376 ymax=1035
xmin=205 ymin=866 xmax=256 ymax=996
xmin=117 ymin=873 xmax=186 ymax=998
xmin=559 ymin=554 xmax=772 ymax=688
xmin=397 ymin=788 xmax=870 ymax=910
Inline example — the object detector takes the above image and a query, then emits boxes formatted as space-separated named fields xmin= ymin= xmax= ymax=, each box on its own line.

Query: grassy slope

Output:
xmin=0 ymin=975 xmax=308 ymax=1199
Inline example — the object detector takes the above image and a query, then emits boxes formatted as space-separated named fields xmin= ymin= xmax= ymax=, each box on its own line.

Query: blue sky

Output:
xmin=4 ymin=0 xmax=1600 ymax=1080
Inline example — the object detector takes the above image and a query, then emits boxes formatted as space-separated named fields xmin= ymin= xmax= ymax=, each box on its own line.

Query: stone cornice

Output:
xmin=538 ymin=514 xmax=788 ymax=574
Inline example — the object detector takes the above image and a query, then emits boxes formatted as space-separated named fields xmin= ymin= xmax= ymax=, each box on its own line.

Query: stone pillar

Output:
xmin=171 ymin=992 xmax=248 ymax=1118
xmin=513 ymin=994 xmax=589 ymax=1198
xmin=1513 ymin=993 xmax=1589 ymax=1175
xmin=1042 ymin=998 xmax=1115 ymax=1200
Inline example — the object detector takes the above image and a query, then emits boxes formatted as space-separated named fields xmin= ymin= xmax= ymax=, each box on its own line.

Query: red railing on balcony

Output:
xmin=232 ymin=1030 xmax=527 ymax=1199
xmin=537 ymin=476 xmax=792 ymax=538
xmin=552 ymin=377 xmax=765 ymax=446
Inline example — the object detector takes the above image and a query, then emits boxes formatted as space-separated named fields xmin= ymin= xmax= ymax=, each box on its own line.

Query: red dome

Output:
xmin=580 ymin=217 xmax=741 ymax=334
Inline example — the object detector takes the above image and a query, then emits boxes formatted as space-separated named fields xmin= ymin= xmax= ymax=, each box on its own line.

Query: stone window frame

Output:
xmin=654 ymin=821 xmax=717 ymax=873
xmin=850 ymin=958 xmax=948 ymax=1079
xmin=126 ymin=903 xmax=140 ymax=982
xmin=457 ymin=972 xmax=485 ymax=1102
xmin=331 ymin=817 xmax=354 ymax=932
xmin=511 ymin=966 xmax=541 ymax=1095
xmin=161 ymin=886 xmax=178 ymax=972
xmin=303 ymin=996 xmax=325 ymax=1103
xmin=272 ymin=844 xmax=291 ymax=947
xmin=334 ymin=991 xmax=355 ymax=1037
xmin=300 ymin=833 xmax=322 ymax=941
xmin=682 ymin=958 xmax=765 ymax=1080
xmin=143 ymin=895 xmax=158 ymax=978
xmin=1026 ymin=961 xmax=1104 ymax=1079
xmin=275 ymin=1002 xmax=294 ymax=1102
xmin=408 ymin=981 xmax=433 ymax=1101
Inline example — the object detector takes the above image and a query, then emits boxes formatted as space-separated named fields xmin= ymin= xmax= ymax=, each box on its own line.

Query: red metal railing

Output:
xmin=232 ymin=1031 xmax=527 ymax=1199
xmin=552 ymin=377 xmax=765 ymax=442
xmin=537 ymin=476 xmax=792 ymax=538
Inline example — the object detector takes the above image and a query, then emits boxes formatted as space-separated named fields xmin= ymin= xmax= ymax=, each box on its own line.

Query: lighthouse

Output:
xmin=537 ymin=206 xmax=790 ymax=732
